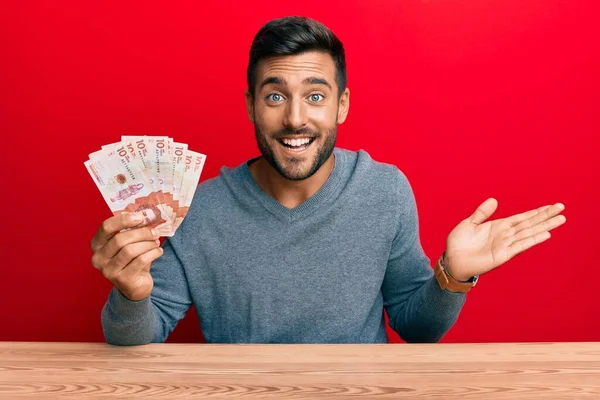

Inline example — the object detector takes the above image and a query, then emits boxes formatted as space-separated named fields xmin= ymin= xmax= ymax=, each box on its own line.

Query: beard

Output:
xmin=254 ymin=123 xmax=337 ymax=181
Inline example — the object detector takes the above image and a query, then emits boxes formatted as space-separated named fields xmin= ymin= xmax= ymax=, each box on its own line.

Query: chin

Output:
xmin=276 ymin=161 xmax=317 ymax=181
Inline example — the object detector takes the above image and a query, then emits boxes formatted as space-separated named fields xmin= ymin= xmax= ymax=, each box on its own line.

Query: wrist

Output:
xmin=443 ymin=253 xmax=473 ymax=282
xmin=434 ymin=253 xmax=479 ymax=293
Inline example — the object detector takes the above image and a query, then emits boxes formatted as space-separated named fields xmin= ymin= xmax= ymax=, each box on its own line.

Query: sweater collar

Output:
xmin=237 ymin=148 xmax=348 ymax=223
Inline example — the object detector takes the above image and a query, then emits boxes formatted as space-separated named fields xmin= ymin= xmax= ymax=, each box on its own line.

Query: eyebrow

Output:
xmin=259 ymin=76 xmax=332 ymax=91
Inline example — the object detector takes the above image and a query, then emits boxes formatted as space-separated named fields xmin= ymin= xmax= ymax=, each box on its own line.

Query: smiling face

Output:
xmin=246 ymin=51 xmax=350 ymax=181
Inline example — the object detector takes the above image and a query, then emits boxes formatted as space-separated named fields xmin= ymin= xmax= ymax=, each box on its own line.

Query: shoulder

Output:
xmin=180 ymin=174 xmax=225 ymax=214
xmin=170 ymin=168 xmax=238 ymax=240
xmin=339 ymin=148 xmax=413 ymax=198
xmin=336 ymin=148 xmax=417 ymax=232
xmin=187 ymin=161 xmax=250 ymax=218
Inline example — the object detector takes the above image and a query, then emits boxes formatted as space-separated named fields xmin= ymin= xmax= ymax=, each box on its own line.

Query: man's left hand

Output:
xmin=444 ymin=198 xmax=566 ymax=281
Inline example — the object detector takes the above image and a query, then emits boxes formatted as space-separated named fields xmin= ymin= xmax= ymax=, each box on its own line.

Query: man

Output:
xmin=91 ymin=16 xmax=566 ymax=345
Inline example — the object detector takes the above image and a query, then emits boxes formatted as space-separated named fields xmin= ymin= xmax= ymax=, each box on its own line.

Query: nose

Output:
xmin=282 ymin=97 xmax=307 ymax=130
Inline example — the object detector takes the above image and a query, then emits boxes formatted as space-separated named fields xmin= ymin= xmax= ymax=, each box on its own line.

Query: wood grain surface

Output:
xmin=0 ymin=341 xmax=599 ymax=399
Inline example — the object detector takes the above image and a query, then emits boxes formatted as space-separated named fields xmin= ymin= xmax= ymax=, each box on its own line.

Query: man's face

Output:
xmin=246 ymin=51 xmax=350 ymax=180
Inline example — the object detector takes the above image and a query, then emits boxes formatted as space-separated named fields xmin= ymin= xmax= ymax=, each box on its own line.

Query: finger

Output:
xmin=507 ymin=231 xmax=552 ymax=259
xmin=117 ymin=247 xmax=164 ymax=280
xmin=110 ymin=240 xmax=161 ymax=272
xmin=101 ymin=226 xmax=159 ymax=259
xmin=91 ymin=251 xmax=108 ymax=272
xmin=513 ymin=203 xmax=565 ymax=235
xmin=469 ymin=198 xmax=498 ymax=225
xmin=91 ymin=213 xmax=146 ymax=251
xmin=102 ymin=240 xmax=160 ymax=280
xmin=506 ymin=205 xmax=552 ymax=228
xmin=510 ymin=214 xmax=567 ymax=245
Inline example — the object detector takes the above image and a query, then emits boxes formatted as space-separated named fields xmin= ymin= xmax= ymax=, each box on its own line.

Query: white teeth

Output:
xmin=282 ymin=138 xmax=311 ymax=147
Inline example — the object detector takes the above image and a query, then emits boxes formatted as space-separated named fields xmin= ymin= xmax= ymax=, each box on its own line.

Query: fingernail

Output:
xmin=155 ymin=239 xmax=160 ymax=245
xmin=130 ymin=213 xmax=144 ymax=223
xmin=556 ymin=203 xmax=565 ymax=210
xmin=151 ymin=228 xmax=158 ymax=237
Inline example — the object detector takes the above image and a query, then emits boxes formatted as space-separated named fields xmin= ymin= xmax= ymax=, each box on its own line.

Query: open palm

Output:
xmin=444 ymin=198 xmax=566 ymax=281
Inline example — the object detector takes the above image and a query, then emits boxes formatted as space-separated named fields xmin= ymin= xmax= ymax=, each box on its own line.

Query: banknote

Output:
xmin=173 ymin=151 xmax=206 ymax=230
xmin=169 ymin=142 xmax=189 ymax=218
xmin=85 ymin=136 xmax=206 ymax=236
xmin=84 ymin=154 xmax=173 ymax=232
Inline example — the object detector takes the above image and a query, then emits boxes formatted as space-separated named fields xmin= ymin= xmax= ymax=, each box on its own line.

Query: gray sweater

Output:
xmin=101 ymin=148 xmax=466 ymax=345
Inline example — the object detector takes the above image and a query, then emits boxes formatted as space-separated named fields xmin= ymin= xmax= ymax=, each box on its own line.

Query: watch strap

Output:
xmin=434 ymin=255 xmax=478 ymax=293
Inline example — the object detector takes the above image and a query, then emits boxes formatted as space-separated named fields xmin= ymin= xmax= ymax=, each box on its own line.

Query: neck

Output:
xmin=249 ymin=154 xmax=336 ymax=209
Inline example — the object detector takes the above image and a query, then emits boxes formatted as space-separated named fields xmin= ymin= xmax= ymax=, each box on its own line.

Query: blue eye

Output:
xmin=267 ymin=93 xmax=283 ymax=102
xmin=309 ymin=94 xmax=324 ymax=102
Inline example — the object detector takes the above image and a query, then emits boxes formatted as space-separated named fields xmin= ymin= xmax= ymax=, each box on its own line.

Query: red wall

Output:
xmin=1 ymin=1 xmax=598 ymax=343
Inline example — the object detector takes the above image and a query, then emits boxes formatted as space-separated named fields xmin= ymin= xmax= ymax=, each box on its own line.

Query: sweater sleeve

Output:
xmin=101 ymin=237 xmax=192 ymax=345
xmin=381 ymin=170 xmax=466 ymax=343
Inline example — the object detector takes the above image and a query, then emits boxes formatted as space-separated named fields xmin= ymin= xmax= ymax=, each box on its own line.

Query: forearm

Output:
xmin=101 ymin=287 xmax=164 ymax=346
xmin=100 ymin=237 xmax=193 ymax=345
xmin=387 ymin=277 xmax=466 ymax=343
xmin=382 ymin=169 xmax=468 ymax=342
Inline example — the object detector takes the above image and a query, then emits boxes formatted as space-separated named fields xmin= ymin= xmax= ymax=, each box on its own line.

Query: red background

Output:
xmin=1 ymin=1 xmax=598 ymax=343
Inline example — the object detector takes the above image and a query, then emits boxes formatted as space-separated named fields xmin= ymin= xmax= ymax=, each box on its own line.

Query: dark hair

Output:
xmin=247 ymin=16 xmax=347 ymax=98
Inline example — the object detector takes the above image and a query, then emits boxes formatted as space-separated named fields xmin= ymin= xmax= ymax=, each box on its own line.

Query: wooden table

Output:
xmin=0 ymin=342 xmax=599 ymax=399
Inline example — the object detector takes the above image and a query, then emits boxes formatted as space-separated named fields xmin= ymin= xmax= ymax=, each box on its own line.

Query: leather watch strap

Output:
xmin=434 ymin=255 xmax=478 ymax=293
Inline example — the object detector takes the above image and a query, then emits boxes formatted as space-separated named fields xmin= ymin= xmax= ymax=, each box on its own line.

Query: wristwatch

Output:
xmin=434 ymin=254 xmax=478 ymax=293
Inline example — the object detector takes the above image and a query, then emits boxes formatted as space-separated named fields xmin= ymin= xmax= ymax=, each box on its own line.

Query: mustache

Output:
xmin=273 ymin=127 xmax=319 ymax=139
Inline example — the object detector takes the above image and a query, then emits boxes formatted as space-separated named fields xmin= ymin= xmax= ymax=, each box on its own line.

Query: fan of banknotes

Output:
xmin=84 ymin=136 xmax=206 ymax=236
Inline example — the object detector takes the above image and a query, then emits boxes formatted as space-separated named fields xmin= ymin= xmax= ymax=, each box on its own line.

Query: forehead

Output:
xmin=255 ymin=51 xmax=336 ymax=86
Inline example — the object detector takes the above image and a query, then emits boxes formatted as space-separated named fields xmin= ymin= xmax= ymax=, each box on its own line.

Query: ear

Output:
xmin=245 ymin=89 xmax=255 ymax=123
xmin=337 ymin=88 xmax=350 ymax=124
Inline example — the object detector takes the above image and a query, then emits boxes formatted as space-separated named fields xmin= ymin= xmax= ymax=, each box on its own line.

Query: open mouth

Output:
xmin=277 ymin=137 xmax=316 ymax=152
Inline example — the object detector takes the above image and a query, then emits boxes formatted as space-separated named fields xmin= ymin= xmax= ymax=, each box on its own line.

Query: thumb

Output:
xmin=468 ymin=198 xmax=498 ymax=225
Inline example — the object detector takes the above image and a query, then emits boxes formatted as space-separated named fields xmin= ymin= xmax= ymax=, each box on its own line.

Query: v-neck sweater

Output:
xmin=102 ymin=147 xmax=466 ymax=345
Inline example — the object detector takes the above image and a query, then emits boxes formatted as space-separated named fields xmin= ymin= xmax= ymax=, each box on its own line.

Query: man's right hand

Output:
xmin=91 ymin=213 xmax=163 ymax=301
